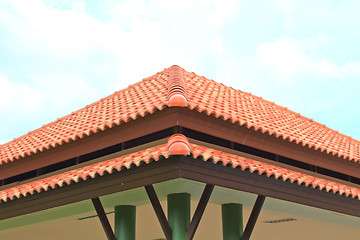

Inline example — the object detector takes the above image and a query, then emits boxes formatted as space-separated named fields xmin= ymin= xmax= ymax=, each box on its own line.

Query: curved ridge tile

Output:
xmin=167 ymin=65 xmax=188 ymax=107
xmin=167 ymin=134 xmax=191 ymax=155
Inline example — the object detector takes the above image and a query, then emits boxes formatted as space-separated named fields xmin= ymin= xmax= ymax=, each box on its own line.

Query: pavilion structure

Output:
xmin=0 ymin=65 xmax=360 ymax=239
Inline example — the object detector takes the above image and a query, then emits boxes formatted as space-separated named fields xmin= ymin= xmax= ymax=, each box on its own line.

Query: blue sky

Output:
xmin=0 ymin=0 xmax=359 ymax=144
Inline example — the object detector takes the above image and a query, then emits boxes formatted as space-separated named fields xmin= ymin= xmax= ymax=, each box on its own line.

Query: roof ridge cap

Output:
xmin=167 ymin=65 xmax=188 ymax=107
xmin=167 ymin=133 xmax=190 ymax=155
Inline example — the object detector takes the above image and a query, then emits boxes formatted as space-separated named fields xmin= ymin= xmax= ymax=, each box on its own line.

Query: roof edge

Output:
xmin=1 ymin=138 xmax=360 ymax=203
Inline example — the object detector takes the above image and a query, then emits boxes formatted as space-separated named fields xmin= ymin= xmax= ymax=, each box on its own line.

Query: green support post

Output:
xmin=114 ymin=205 xmax=136 ymax=240
xmin=167 ymin=193 xmax=191 ymax=240
xmin=222 ymin=203 xmax=243 ymax=240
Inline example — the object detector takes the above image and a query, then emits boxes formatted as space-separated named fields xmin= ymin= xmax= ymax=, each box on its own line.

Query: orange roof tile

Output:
xmin=0 ymin=65 xmax=359 ymax=165
xmin=1 ymin=134 xmax=359 ymax=202
xmin=0 ymin=70 xmax=169 ymax=164
xmin=184 ymin=70 xmax=360 ymax=162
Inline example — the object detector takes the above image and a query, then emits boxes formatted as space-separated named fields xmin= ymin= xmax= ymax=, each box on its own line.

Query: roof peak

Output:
xmin=167 ymin=65 xmax=188 ymax=107
xmin=0 ymin=65 xmax=359 ymax=165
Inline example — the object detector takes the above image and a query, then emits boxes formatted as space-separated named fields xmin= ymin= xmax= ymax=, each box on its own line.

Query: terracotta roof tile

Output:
xmin=183 ymin=71 xmax=360 ymax=162
xmin=1 ymin=66 xmax=359 ymax=165
xmin=1 ymin=135 xmax=359 ymax=203
xmin=0 ymin=70 xmax=169 ymax=164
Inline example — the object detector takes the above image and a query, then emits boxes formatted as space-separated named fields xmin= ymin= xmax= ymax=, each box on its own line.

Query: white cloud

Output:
xmin=2 ymin=0 xmax=240 ymax=82
xmin=0 ymin=73 xmax=98 ymax=118
xmin=273 ymin=0 xmax=297 ymax=13
xmin=33 ymin=75 xmax=99 ymax=109
xmin=255 ymin=38 xmax=311 ymax=80
xmin=103 ymin=0 xmax=241 ymax=88
xmin=0 ymin=74 xmax=45 ymax=113
xmin=209 ymin=0 xmax=241 ymax=27
xmin=0 ymin=0 xmax=241 ymax=81
xmin=342 ymin=61 xmax=360 ymax=78
xmin=211 ymin=37 xmax=225 ymax=55
xmin=255 ymin=37 xmax=360 ymax=81
xmin=316 ymin=60 xmax=341 ymax=78
xmin=69 ymin=1 xmax=85 ymax=12
xmin=273 ymin=0 xmax=298 ymax=28
xmin=2 ymin=1 xmax=112 ymax=57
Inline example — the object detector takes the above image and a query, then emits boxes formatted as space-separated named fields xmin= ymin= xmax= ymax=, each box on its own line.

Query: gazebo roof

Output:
xmin=1 ymin=65 xmax=360 ymax=239
xmin=1 ymin=65 xmax=359 ymax=165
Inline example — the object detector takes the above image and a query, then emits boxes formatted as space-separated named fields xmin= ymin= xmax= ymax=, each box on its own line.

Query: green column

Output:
xmin=167 ymin=193 xmax=190 ymax=240
xmin=114 ymin=205 xmax=136 ymax=240
xmin=222 ymin=203 xmax=243 ymax=240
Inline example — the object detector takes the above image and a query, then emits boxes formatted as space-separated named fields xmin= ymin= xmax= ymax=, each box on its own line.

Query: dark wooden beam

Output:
xmin=241 ymin=195 xmax=266 ymax=240
xmin=3 ymin=107 xmax=360 ymax=188
xmin=0 ymin=157 xmax=181 ymax=220
xmin=144 ymin=185 xmax=172 ymax=240
xmin=91 ymin=197 xmax=116 ymax=240
xmin=2 ymin=155 xmax=360 ymax=223
xmin=178 ymin=156 xmax=360 ymax=218
xmin=186 ymin=184 xmax=214 ymax=240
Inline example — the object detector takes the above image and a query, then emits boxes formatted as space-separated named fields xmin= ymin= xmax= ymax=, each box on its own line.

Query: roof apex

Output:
xmin=167 ymin=65 xmax=188 ymax=107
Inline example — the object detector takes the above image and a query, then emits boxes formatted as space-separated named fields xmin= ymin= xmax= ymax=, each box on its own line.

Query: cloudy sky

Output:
xmin=0 ymin=0 xmax=360 ymax=144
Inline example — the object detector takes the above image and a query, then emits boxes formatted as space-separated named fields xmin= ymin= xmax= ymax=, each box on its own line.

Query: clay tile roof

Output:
xmin=1 ymin=134 xmax=359 ymax=202
xmin=184 ymin=70 xmax=360 ymax=162
xmin=0 ymin=69 xmax=169 ymax=164
xmin=0 ymin=65 xmax=359 ymax=165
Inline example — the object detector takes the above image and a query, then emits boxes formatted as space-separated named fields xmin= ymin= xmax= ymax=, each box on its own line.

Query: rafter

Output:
xmin=145 ymin=185 xmax=173 ymax=240
xmin=91 ymin=197 xmax=116 ymax=240
xmin=186 ymin=184 xmax=214 ymax=240
xmin=241 ymin=195 xmax=266 ymax=240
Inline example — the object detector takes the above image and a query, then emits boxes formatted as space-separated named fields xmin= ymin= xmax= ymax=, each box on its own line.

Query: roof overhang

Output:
xmin=1 ymin=107 xmax=359 ymax=182
xmin=1 ymin=151 xmax=360 ymax=221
